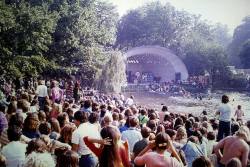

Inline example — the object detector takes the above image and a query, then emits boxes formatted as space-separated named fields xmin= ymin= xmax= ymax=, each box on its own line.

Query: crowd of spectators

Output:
xmin=0 ymin=79 xmax=249 ymax=167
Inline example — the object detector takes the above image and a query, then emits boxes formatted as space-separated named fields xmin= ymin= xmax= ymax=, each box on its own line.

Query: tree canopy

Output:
xmin=0 ymin=0 xmax=123 ymax=90
xmin=116 ymin=1 xmax=231 ymax=76
xmin=2 ymin=0 xmax=248 ymax=91
xmin=229 ymin=16 xmax=250 ymax=68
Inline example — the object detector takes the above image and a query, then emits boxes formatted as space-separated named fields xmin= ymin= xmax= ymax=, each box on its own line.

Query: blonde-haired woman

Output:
xmin=175 ymin=126 xmax=188 ymax=145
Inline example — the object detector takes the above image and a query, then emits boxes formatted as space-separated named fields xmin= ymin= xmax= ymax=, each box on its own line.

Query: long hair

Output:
xmin=176 ymin=126 xmax=187 ymax=140
xmin=57 ymin=150 xmax=79 ymax=167
xmin=99 ymin=126 xmax=122 ymax=167
xmin=59 ymin=124 xmax=75 ymax=144
xmin=23 ymin=113 xmax=39 ymax=133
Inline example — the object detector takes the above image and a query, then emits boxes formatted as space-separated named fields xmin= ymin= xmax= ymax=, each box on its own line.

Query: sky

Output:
xmin=105 ymin=0 xmax=250 ymax=34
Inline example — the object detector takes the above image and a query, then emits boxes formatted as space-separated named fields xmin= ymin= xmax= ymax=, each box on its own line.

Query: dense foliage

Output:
xmin=0 ymin=0 xmax=249 ymax=90
xmin=229 ymin=16 xmax=250 ymax=68
xmin=0 ymin=0 xmax=125 ymax=90
xmin=116 ymin=2 xmax=231 ymax=77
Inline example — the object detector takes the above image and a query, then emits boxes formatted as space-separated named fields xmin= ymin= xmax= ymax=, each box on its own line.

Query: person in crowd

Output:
xmin=50 ymin=80 xmax=63 ymax=103
xmin=175 ymin=126 xmax=188 ymax=145
xmin=112 ymin=112 xmax=120 ymax=127
xmin=122 ymin=117 xmax=142 ymax=152
xmin=0 ymin=113 xmax=30 ymax=146
xmin=185 ymin=119 xmax=194 ymax=137
xmin=192 ymin=156 xmax=213 ymax=167
xmin=25 ymin=138 xmax=47 ymax=156
xmin=234 ymin=105 xmax=244 ymax=122
xmin=30 ymin=99 xmax=39 ymax=113
xmin=57 ymin=150 xmax=79 ymax=167
xmin=206 ymin=131 xmax=217 ymax=157
xmin=0 ymin=104 xmax=7 ymax=135
xmin=134 ymin=132 xmax=183 ymax=167
xmin=49 ymin=118 xmax=61 ymax=140
xmin=36 ymin=80 xmax=48 ymax=111
xmin=2 ymin=126 xmax=27 ymax=167
xmin=216 ymin=95 xmax=233 ymax=141
xmin=73 ymin=82 xmax=81 ymax=104
xmin=84 ymin=125 xmax=130 ymax=167
xmin=71 ymin=111 xmax=100 ymax=167
xmin=132 ymin=126 xmax=151 ymax=167
xmin=58 ymin=124 xmax=75 ymax=146
xmin=158 ymin=105 xmax=168 ymax=123
xmin=138 ymin=109 xmax=149 ymax=127
xmin=24 ymin=151 xmax=55 ymax=167
xmin=125 ymin=95 xmax=134 ymax=107
xmin=16 ymin=99 xmax=29 ymax=120
xmin=50 ymin=102 xmax=62 ymax=119
xmin=226 ymin=158 xmax=242 ymax=167
xmin=182 ymin=136 xmax=204 ymax=167
xmin=57 ymin=112 xmax=69 ymax=129
xmin=214 ymin=126 xmax=250 ymax=167
xmin=66 ymin=81 xmax=74 ymax=99
xmin=6 ymin=102 xmax=17 ymax=121
xmin=38 ymin=110 xmax=46 ymax=123
xmin=193 ymin=130 xmax=207 ymax=157
xmin=81 ymin=100 xmax=92 ymax=113
xmin=2 ymin=77 xmax=250 ymax=167
xmin=38 ymin=122 xmax=71 ymax=152
xmin=22 ymin=113 xmax=40 ymax=139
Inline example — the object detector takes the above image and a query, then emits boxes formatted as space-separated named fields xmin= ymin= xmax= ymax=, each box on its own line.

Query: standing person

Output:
xmin=234 ymin=105 xmax=244 ymax=122
xmin=216 ymin=95 xmax=233 ymax=141
xmin=50 ymin=81 xmax=63 ymax=103
xmin=73 ymin=82 xmax=81 ymax=104
xmin=36 ymin=80 xmax=48 ymax=111
xmin=66 ymin=81 xmax=74 ymax=99
xmin=71 ymin=111 xmax=100 ymax=167
xmin=214 ymin=126 xmax=249 ymax=167
xmin=125 ymin=96 xmax=134 ymax=107
xmin=158 ymin=105 xmax=168 ymax=123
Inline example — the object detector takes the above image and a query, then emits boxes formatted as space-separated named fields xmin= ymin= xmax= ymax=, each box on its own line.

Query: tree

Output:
xmin=229 ymin=16 xmax=250 ymax=67
xmin=211 ymin=23 xmax=232 ymax=48
xmin=116 ymin=1 xmax=193 ymax=52
xmin=116 ymin=1 xmax=229 ymax=76
xmin=0 ymin=0 xmax=121 ymax=89
xmin=98 ymin=51 xmax=126 ymax=93
xmin=239 ymin=40 xmax=250 ymax=68
xmin=48 ymin=0 xmax=119 ymax=85
xmin=0 ymin=0 xmax=58 ymax=79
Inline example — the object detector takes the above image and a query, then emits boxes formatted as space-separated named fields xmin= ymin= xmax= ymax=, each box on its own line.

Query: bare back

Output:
xmin=219 ymin=136 xmax=249 ymax=166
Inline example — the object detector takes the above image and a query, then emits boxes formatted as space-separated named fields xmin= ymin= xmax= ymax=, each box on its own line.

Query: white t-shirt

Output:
xmin=218 ymin=103 xmax=232 ymax=122
xmin=36 ymin=85 xmax=48 ymax=97
xmin=71 ymin=122 xmax=101 ymax=155
xmin=121 ymin=127 xmax=142 ymax=151
xmin=2 ymin=141 xmax=27 ymax=167
xmin=125 ymin=98 xmax=134 ymax=107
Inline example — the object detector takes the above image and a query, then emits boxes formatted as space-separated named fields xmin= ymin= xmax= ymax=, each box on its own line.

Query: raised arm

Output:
xmin=134 ymin=141 xmax=155 ymax=166
xmin=83 ymin=136 xmax=111 ymax=157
